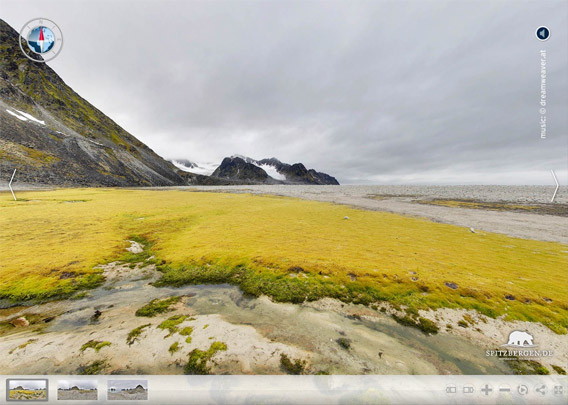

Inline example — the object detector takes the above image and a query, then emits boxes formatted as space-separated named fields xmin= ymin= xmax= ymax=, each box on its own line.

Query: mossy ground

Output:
xmin=184 ymin=341 xmax=227 ymax=374
xmin=78 ymin=360 xmax=107 ymax=375
xmin=126 ymin=324 xmax=152 ymax=345
xmin=168 ymin=341 xmax=180 ymax=355
xmin=280 ymin=353 xmax=307 ymax=374
xmin=0 ymin=188 xmax=566 ymax=333
xmin=80 ymin=340 xmax=111 ymax=352
xmin=157 ymin=315 xmax=188 ymax=337
xmin=135 ymin=296 xmax=180 ymax=317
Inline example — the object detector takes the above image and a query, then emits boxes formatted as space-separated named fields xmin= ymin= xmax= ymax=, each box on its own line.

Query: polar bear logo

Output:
xmin=504 ymin=331 xmax=535 ymax=347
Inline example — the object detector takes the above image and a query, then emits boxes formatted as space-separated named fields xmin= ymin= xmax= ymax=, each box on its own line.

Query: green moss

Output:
xmin=392 ymin=314 xmax=439 ymax=335
xmin=462 ymin=314 xmax=476 ymax=325
xmin=70 ymin=291 xmax=89 ymax=300
xmin=126 ymin=324 xmax=151 ymax=345
xmin=280 ymin=353 xmax=307 ymax=375
xmin=552 ymin=365 xmax=566 ymax=375
xmin=80 ymin=340 xmax=111 ymax=353
xmin=169 ymin=342 xmax=180 ymax=355
xmin=180 ymin=326 xmax=193 ymax=336
xmin=79 ymin=360 xmax=107 ymax=375
xmin=135 ymin=296 xmax=181 ymax=317
xmin=8 ymin=339 xmax=37 ymax=355
xmin=507 ymin=359 xmax=550 ymax=375
xmin=337 ymin=338 xmax=351 ymax=350
xmin=185 ymin=336 xmax=192 ymax=344
xmin=203 ymin=324 xmax=209 ymax=329
xmin=0 ymin=272 xmax=105 ymax=304
xmin=417 ymin=317 xmax=439 ymax=334
xmin=184 ymin=341 xmax=228 ymax=375
xmin=157 ymin=315 xmax=188 ymax=337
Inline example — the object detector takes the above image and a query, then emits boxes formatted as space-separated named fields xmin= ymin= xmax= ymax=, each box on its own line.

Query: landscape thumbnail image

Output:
xmin=57 ymin=380 xmax=98 ymax=401
xmin=0 ymin=1 xmax=567 ymax=378
xmin=7 ymin=379 xmax=47 ymax=401
xmin=107 ymin=380 xmax=148 ymax=401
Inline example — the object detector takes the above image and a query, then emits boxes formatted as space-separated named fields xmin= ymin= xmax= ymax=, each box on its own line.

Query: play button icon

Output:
xmin=536 ymin=26 xmax=550 ymax=41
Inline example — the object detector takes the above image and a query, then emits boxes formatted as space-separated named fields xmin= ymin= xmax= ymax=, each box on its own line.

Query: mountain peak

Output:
xmin=210 ymin=155 xmax=339 ymax=185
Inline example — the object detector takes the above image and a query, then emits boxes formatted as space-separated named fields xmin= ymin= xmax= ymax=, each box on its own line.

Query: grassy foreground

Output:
xmin=0 ymin=188 xmax=566 ymax=333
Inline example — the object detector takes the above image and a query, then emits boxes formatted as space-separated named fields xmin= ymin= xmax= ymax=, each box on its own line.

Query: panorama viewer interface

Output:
xmin=0 ymin=0 xmax=567 ymax=404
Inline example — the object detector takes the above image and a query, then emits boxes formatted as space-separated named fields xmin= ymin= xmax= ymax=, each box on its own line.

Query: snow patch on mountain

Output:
xmin=172 ymin=160 xmax=217 ymax=176
xmin=230 ymin=155 xmax=286 ymax=180
xmin=6 ymin=109 xmax=27 ymax=121
xmin=259 ymin=164 xmax=286 ymax=181
xmin=15 ymin=109 xmax=45 ymax=125
xmin=5 ymin=109 xmax=45 ymax=125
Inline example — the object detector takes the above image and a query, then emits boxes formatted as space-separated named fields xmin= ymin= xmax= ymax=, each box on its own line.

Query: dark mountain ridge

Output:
xmin=210 ymin=156 xmax=339 ymax=185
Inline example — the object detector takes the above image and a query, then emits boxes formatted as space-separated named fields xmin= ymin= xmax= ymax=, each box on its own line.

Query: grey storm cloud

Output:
xmin=2 ymin=0 xmax=567 ymax=184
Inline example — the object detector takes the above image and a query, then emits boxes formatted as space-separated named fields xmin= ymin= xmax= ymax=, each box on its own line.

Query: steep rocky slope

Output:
xmin=0 ymin=19 xmax=339 ymax=187
xmin=0 ymin=19 xmax=184 ymax=187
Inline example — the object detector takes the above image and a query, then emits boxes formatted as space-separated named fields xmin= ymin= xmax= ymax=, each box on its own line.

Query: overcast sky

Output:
xmin=108 ymin=380 xmax=147 ymax=390
xmin=3 ymin=0 xmax=567 ymax=184
xmin=9 ymin=380 xmax=46 ymax=390
xmin=58 ymin=380 xmax=97 ymax=390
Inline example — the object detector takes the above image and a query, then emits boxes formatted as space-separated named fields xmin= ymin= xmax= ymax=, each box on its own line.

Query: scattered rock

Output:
xmin=126 ymin=241 xmax=143 ymax=254
xmin=444 ymin=282 xmax=458 ymax=290
xmin=344 ymin=216 xmax=350 ymax=220
xmin=411 ymin=277 xmax=418 ymax=282
xmin=42 ymin=316 xmax=56 ymax=323
xmin=91 ymin=310 xmax=102 ymax=322
xmin=469 ymin=228 xmax=475 ymax=233
xmin=11 ymin=316 xmax=29 ymax=327
xmin=504 ymin=294 xmax=515 ymax=301
xmin=347 ymin=273 xmax=357 ymax=281
xmin=288 ymin=266 xmax=304 ymax=273
xmin=59 ymin=271 xmax=77 ymax=280
xmin=542 ymin=297 xmax=553 ymax=303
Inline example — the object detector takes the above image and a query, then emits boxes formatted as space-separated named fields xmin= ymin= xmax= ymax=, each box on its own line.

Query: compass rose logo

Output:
xmin=19 ymin=18 xmax=63 ymax=63
xmin=28 ymin=26 xmax=55 ymax=54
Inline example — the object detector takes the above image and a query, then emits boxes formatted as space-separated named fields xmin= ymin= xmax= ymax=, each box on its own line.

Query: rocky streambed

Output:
xmin=0 ymin=243 xmax=562 ymax=376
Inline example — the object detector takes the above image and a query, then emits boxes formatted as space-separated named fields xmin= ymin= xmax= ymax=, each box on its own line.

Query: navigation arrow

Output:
xmin=8 ymin=169 xmax=16 ymax=201
xmin=550 ymin=169 xmax=559 ymax=203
